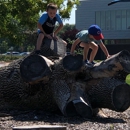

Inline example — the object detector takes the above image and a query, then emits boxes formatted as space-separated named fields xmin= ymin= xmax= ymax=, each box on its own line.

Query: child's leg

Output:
xmin=89 ymin=42 xmax=98 ymax=62
xmin=80 ymin=42 xmax=90 ymax=61
xmin=70 ymin=38 xmax=81 ymax=54
xmin=62 ymin=40 xmax=67 ymax=46
xmin=36 ymin=33 xmax=45 ymax=51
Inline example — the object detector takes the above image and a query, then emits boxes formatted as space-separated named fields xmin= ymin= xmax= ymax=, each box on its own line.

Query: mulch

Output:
xmin=0 ymin=108 xmax=130 ymax=130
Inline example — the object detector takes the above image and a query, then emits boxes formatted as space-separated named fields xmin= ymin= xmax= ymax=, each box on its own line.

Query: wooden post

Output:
xmin=12 ymin=125 xmax=66 ymax=130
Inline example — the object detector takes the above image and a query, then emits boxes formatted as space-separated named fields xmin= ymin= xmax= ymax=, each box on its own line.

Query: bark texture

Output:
xmin=0 ymin=38 xmax=130 ymax=119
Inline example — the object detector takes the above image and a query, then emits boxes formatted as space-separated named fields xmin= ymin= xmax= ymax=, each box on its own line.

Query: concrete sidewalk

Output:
xmin=0 ymin=62 xmax=10 ymax=68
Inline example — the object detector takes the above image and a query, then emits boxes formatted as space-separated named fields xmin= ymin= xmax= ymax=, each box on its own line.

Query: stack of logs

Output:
xmin=0 ymin=38 xmax=130 ymax=119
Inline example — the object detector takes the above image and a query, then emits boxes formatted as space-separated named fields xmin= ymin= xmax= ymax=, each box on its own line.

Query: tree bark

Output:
xmin=86 ymin=78 xmax=130 ymax=112
xmin=0 ymin=38 xmax=130 ymax=119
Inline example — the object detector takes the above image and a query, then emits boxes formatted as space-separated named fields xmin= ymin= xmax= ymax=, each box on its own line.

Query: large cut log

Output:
xmin=51 ymin=79 xmax=93 ymax=118
xmin=0 ymin=36 xmax=130 ymax=119
xmin=20 ymin=54 xmax=54 ymax=84
xmin=72 ymin=50 xmax=130 ymax=83
xmin=89 ymin=50 xmax=130 ymax=79
xmin=60 ymin=50 xmax=130 ymax=112
xmin=0 ymin=39 xmax=64 ymax=111
xmin=86 ymin=78 xmax=130 ymax=112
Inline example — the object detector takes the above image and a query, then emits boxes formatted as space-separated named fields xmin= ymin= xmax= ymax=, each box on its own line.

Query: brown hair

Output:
xmin=47 ymin=3 xmax=58 ymax=11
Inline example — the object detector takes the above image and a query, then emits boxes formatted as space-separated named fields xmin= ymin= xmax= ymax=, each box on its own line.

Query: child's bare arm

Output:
xmin=99 ymin=42 xmax=110 ymax=58
xmin=54 ymin=23 xmax=63 ymax=36
xmin=37 ymin=23 xmax=46 ymax=35
xmin=70 ymin=38 xmax=81 ymax=54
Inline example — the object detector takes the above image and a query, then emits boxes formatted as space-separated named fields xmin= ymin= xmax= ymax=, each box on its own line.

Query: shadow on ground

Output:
xmin=0 ymin=109 xmax=126 ymax=125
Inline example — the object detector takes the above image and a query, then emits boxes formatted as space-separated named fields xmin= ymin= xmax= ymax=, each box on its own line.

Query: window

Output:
xmin=127 ymin=10 xmax=130 ymax=29
xmin=95 ymin=10 xmax=129 ymax=31
xmin=110 ymin=11 xmax=115 ymax=30
xmin=106 ymin=11 xmax=111 ymax=30
xmin=95 ymin=11 xmax=100 ymax=26
xmin=122 ymin=10 xmax=126 ymax=30
xmin=100 ymin=12 xmax=105 ymax=30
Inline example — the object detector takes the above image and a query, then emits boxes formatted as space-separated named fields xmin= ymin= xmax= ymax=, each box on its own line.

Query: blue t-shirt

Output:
xmin=38 ymin=12 xmax=63 ymax=34
xmin=76 ymin=30 xmax=102 ymax=44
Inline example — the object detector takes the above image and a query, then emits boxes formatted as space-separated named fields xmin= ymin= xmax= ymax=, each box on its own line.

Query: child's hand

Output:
xmin=107 ymin=55 xmax=112 ymax=58
xmin=70 ymin=52 xmax=76 ymax=56
xmin=53 ymin=34 xmax=58 ymax=40
xmin=45 ymin=34 xmax=53 ymax=39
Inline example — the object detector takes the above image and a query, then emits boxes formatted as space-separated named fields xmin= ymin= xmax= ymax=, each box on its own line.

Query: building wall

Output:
xmin=76 ymin=0 xmax=130 ymax=39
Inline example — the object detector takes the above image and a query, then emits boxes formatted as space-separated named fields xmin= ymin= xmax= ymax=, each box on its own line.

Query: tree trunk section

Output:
xmin=86 ymin=78 xmax=130 ymax=112
xmin=20 ymin=55 xmax=54 ymax=84
xmin=0 ymin=37 xmax=130 ymax=120
xmin=89 ymin=50 xmax=130 ymax=79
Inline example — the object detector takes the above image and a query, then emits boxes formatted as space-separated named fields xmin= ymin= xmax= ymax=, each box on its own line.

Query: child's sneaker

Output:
xmin=84 ymin=60 xmax=93 ymax=67
xmin=91 ymin=61 xmax=97 ymax=65
xmin=84 ymin=59 xmax=89 ymax=63
xmin=35 ymin=50 xmax=41 ymax=55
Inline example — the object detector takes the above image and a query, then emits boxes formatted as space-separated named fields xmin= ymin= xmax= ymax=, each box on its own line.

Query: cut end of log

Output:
xmin=112 ymin=84 xmax=130 ymax=112
xmin=20 ymin=54 xmax=53 ymax=84
xmin=62 ymin=54 xmax=83 ymax=71
xmin=65 ymin=98 xmax=93 ymax=119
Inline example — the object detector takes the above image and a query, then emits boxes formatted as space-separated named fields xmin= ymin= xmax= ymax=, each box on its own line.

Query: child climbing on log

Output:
xmin=70 ymin=25 xmax=111 ymax=66
xmin=35 ymin=3 xmax=63 ymax=54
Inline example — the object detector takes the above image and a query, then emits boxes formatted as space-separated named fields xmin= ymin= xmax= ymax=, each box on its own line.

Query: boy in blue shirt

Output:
xmin=70 ymin=25 xmax=111 ymax=66
xmin=35 ymin=3 xmax=63 ymax=54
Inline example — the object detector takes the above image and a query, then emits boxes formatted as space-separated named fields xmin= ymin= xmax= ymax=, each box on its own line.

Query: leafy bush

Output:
xmin=126 ymin=74 xmax=130 ymax=85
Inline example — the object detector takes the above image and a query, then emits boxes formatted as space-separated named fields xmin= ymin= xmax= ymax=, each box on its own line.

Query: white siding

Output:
xmin=76 ymin=0 xmax=130 ymax=39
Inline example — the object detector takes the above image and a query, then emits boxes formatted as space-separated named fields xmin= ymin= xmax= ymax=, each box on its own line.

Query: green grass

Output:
xmin=126 ymin=74 xmax=130 ymax=85
xmin=0 ymin=55 xmax=22 ymax=62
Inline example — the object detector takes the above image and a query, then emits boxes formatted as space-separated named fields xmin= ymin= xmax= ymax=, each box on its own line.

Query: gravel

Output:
xmin=0 ymin=108 xmax=130 ymax=130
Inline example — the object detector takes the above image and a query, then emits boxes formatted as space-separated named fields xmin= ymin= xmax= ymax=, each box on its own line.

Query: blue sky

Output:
xmin=63 ymin=8 xmax=76 ymax=25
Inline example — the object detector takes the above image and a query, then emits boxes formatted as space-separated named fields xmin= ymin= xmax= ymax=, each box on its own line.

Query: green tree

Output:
xmin=58 ymin=24 xmax=75 ymax=34
xmin=0 ymin=0 xmax=79 ymax=45
xmin=58 ymin=24 xmax=79 ymax=44
xmin=0 ymin=40 xmax=9 ymax=53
